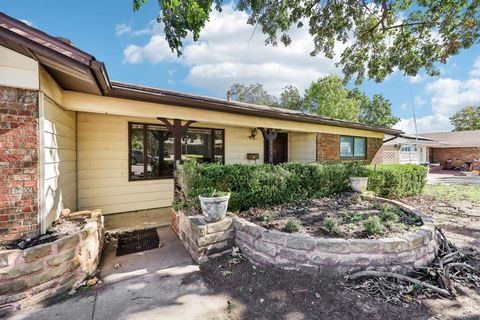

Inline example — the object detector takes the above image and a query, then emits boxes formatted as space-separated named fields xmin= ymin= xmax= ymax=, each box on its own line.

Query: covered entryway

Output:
xmin=264 ymin=132 xmax=288 ymax=164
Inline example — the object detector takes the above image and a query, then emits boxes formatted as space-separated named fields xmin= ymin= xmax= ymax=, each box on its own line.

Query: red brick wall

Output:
xmin=432 ymin=147 xmax=480 ymax=168
xmin=316 ymin=133 xmax=340 ymax=162
xmin=0 ymin=86 xmax=39 ymax=244
xmin=367 ymin=137 xmax=384 ymax=164
xmin=316 ymin=133 xmax=383 ymax=164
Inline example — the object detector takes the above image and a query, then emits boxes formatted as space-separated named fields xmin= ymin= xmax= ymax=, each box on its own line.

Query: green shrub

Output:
xmin=366 ymin=164 xmax=428 ymax=198
xmin=351 ymin=213 xmax=365 ymax=222
xmin=363 ymin=216 xmax=383 ymax=236
xmin=324 ymin=217 xmax=342 ymax=235
xmin=284 ymin=219 xmax=301 ymax=233
xmin=176 ymin=162 xmax=427 ymax=213
xmin=177 ymin=161 xmax=360 ymax=212
xmin=379 ymin=210 xmax=399 ymax=222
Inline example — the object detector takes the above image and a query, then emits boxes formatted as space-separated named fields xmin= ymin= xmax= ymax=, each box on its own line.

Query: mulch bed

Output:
xmin=238 ymin=192 xmax=421 ymax=239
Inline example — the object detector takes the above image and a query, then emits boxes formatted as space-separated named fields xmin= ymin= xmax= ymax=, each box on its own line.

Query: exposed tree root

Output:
xmin=344 ymin=227 xmax=480 ymax=304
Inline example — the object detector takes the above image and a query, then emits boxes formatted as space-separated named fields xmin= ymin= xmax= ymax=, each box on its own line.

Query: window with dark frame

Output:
xmin=339 ymin=136 xmax=367 ymax=159
xmin=129 ymin=123 xmax=224 ymax=180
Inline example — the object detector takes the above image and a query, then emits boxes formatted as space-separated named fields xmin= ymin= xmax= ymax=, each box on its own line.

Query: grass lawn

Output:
xmin=423 ymin=184 xmax=480 ymax=204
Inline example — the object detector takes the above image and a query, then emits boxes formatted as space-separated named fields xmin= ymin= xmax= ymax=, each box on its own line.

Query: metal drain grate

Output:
xmin=116 ymin=228 xmax=160 ymax=256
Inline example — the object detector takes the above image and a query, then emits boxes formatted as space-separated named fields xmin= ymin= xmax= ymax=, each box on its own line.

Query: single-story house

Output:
xmin=0 ymin=13 xmax=401 ymax=243
xmin=381 ymin=131 xmax=480 ymax=169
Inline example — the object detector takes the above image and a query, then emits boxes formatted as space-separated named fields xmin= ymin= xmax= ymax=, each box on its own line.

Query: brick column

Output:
xmin=367 ymin=137 xmax=384 ymax=164
xmin=0 ymin=86 xmax=40 ymax=244
xmin=316 ymin=133 xmax=340 ymax=162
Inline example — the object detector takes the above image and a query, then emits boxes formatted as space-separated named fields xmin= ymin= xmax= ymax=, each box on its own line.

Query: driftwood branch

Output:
xmin=348 ymin=271 xmax=452 ymax=297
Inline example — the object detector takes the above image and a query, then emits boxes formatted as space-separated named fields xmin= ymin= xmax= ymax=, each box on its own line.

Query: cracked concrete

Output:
xmin=10 ymin=227 xmax=231 ymax=320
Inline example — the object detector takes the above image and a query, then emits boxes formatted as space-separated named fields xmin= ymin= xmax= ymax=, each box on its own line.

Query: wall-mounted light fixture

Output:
xmin=249 ymin=128 xmax=257 ymax=140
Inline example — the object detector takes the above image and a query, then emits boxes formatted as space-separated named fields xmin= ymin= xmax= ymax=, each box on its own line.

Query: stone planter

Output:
xmin=349 ymin=177 xmax=369 ymax=193
xmin=0 ymin=209 xmax=104 ymax=315
xmin=199 ymin=194 xmax=230 ymax=223
xmin=233 ymin=197 xmax=437 ymax=275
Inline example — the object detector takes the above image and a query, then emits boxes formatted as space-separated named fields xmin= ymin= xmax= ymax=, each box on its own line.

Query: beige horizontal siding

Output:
xmin=289 ymin=132 xmax=316 ymax=162
xmin=76 ymin=113 xmax=268 ymax=214
xmin=77 ymin=113 xmax=173 ymax=214
xmin=42 ymin=96 xmax=77 ymax=229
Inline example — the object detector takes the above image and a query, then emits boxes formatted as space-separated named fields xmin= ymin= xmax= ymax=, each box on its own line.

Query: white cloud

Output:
xmin=115 ymin=22 xmax=158 ymax=37
xmin=123 ymin=35 xmax=174 ymax=64
xmin=407 ymin=74 xmax=425 ymax=84
xmin=469 ymin=57 xmax=480 ymax=78
xmin=394 ymin=114 xmax=453 ymax=134
xmin=426 ymin=78 xmax=480 ymax=115
xmin=20 ymin=19 xmax=34 ymax=27
xmin=400 ymin=102 xmax=408 ymax=111
xmin=121 ymin=3 xmax=344 ymax=95
xmin=414 ymin=96 xmax=426 ymax=107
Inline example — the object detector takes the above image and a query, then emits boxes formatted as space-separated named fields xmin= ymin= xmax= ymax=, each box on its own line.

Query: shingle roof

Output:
xmin=0 ymin=12 xmax=403 ymax=135
xmin=419 ymin=130 xmax=480 ymax=147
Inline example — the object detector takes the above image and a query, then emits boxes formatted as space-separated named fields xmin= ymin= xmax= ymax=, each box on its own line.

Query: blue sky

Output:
xmin=3 ymin=1 xmax=480 ymax=133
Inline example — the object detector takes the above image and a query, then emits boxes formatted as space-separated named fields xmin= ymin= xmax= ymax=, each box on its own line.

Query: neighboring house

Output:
xmin=381 ymin=134 xmax=440 ymax=164
xmin=381 ymin=131 xmax=480 ymax=168
xmin=0 ymin=13 xmax=401 ymax=243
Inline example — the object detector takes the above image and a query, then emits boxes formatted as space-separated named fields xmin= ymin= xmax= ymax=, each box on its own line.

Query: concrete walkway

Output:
xmin=427 ymin=171 xmax=480 ymax=185
xmin=11 ymin=264 xmax=230 ymax=320
xmin=11 ymin=227 xmax=231 ymax=320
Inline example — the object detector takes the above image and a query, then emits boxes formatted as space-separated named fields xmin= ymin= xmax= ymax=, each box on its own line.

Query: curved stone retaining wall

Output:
xmin=0 ymin=210 xmax=104 ymax=315
xmin=233 ymin=197 xmax=437 ymax=275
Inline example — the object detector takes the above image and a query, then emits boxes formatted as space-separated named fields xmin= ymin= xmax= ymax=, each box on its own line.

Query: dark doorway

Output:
xmin=265 ymin=132 xmax=288 ymax=164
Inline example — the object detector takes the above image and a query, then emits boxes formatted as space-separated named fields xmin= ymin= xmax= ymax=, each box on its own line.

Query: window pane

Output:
xmin=146 ymin=125 xmax=174 ymax=178
xmin=213 ymin=130 xmax=224 ymax=163
xmin=340 ymin=136 xmax=354 ymax=157
xmin=130 ymin=124 xmax=145 ymax=180
xmin=182 ymin=128 xmax=213 ymax=163
xmin=354 ymin=137 xmax=366 ymax=157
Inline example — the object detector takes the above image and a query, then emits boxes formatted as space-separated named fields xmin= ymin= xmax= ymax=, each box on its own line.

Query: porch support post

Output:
xmin=157 ymin=118 xmax=195 ymax=168
xmin=259 ymin=128 xmax=278 ymax=164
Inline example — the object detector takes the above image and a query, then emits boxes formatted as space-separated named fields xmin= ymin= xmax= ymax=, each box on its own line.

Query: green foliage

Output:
xmin=279 ymin=85 xmax=302 ymax=111
xmin=177 ymin=161 xmax=363 ymax=212
xmin=133 ymin=0 xmax=480 ymax=84
xmin=450 ymin=106 xmax=480 ymax=131
xmin=351 ymin=213 xmax=365 ymax=222
xmin=177 ymin=162 xmax=427 ymax=212
xmin=379 ymin=210 xmax=399 ymax=223
xmin=367 ymin=165 xmax=428 ymax=198
xmin=363 ymin=216 xmax=383 ymax=236
xmin=200 ymin=187 xmax=229 ymax=197
xmin=358 ymin=92 xmax=400 ymax=128
xmin=423 ymin=184 xmax=480 ymax=204
xmin=284 ymin=219 xmax=301 ymax=233
xmin=303 ymin=75 xmax=361 ymax=122
xmin=228 ymin=83 xmax=278 ymax=107
xmin=410 ymin=215 xmax=422 ymax=223
xmin=323 ymin=217 xmax=341 ymax=236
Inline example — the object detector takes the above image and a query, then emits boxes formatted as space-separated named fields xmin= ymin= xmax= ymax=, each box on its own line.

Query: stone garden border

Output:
xmin=0 ymin=210 xmax=104 ymax=315
xmin=233 ymin=196 xmax=438 ymax=275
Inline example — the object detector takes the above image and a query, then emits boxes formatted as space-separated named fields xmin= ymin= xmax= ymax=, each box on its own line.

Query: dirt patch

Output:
xmin=0 ymin=214 xmax=87 ymax=250
xmin=200 ymin=256 xmax=436 ymax=320
xmin=238 ymin=192 xmax=422 ymax=239
xmin=200 ymin=194 xmax=480 ymax=320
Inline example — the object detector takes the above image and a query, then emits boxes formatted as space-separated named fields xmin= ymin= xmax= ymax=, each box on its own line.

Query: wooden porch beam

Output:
xmin=157 ymin=118 xmax=196 ymax=167
xmin=259 ymin=127 xmax=278 ymax=164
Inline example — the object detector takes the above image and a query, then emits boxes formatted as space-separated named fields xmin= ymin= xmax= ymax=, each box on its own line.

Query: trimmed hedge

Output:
xmin=176 ymin=161 xmax=363 ymax=212
xmin=367 ymin=164 xmax=428 ymax=198
xmin=176 ymin=161 xmax=427 ymax=212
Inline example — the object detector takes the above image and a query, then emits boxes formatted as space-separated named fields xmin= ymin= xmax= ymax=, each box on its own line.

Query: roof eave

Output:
xmin=108 ymin=82 xmax=403 ymax=135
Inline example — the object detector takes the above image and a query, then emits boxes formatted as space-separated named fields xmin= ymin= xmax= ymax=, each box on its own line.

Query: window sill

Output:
xmin=128 ymin=176 xmax=174 ymax=182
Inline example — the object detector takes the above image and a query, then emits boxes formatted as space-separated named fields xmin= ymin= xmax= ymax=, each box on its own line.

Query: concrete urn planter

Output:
xmin=199 ymin=193 xmax=231 ymax=222
xmin=349 ymin=177 xmax=369 ymax=193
